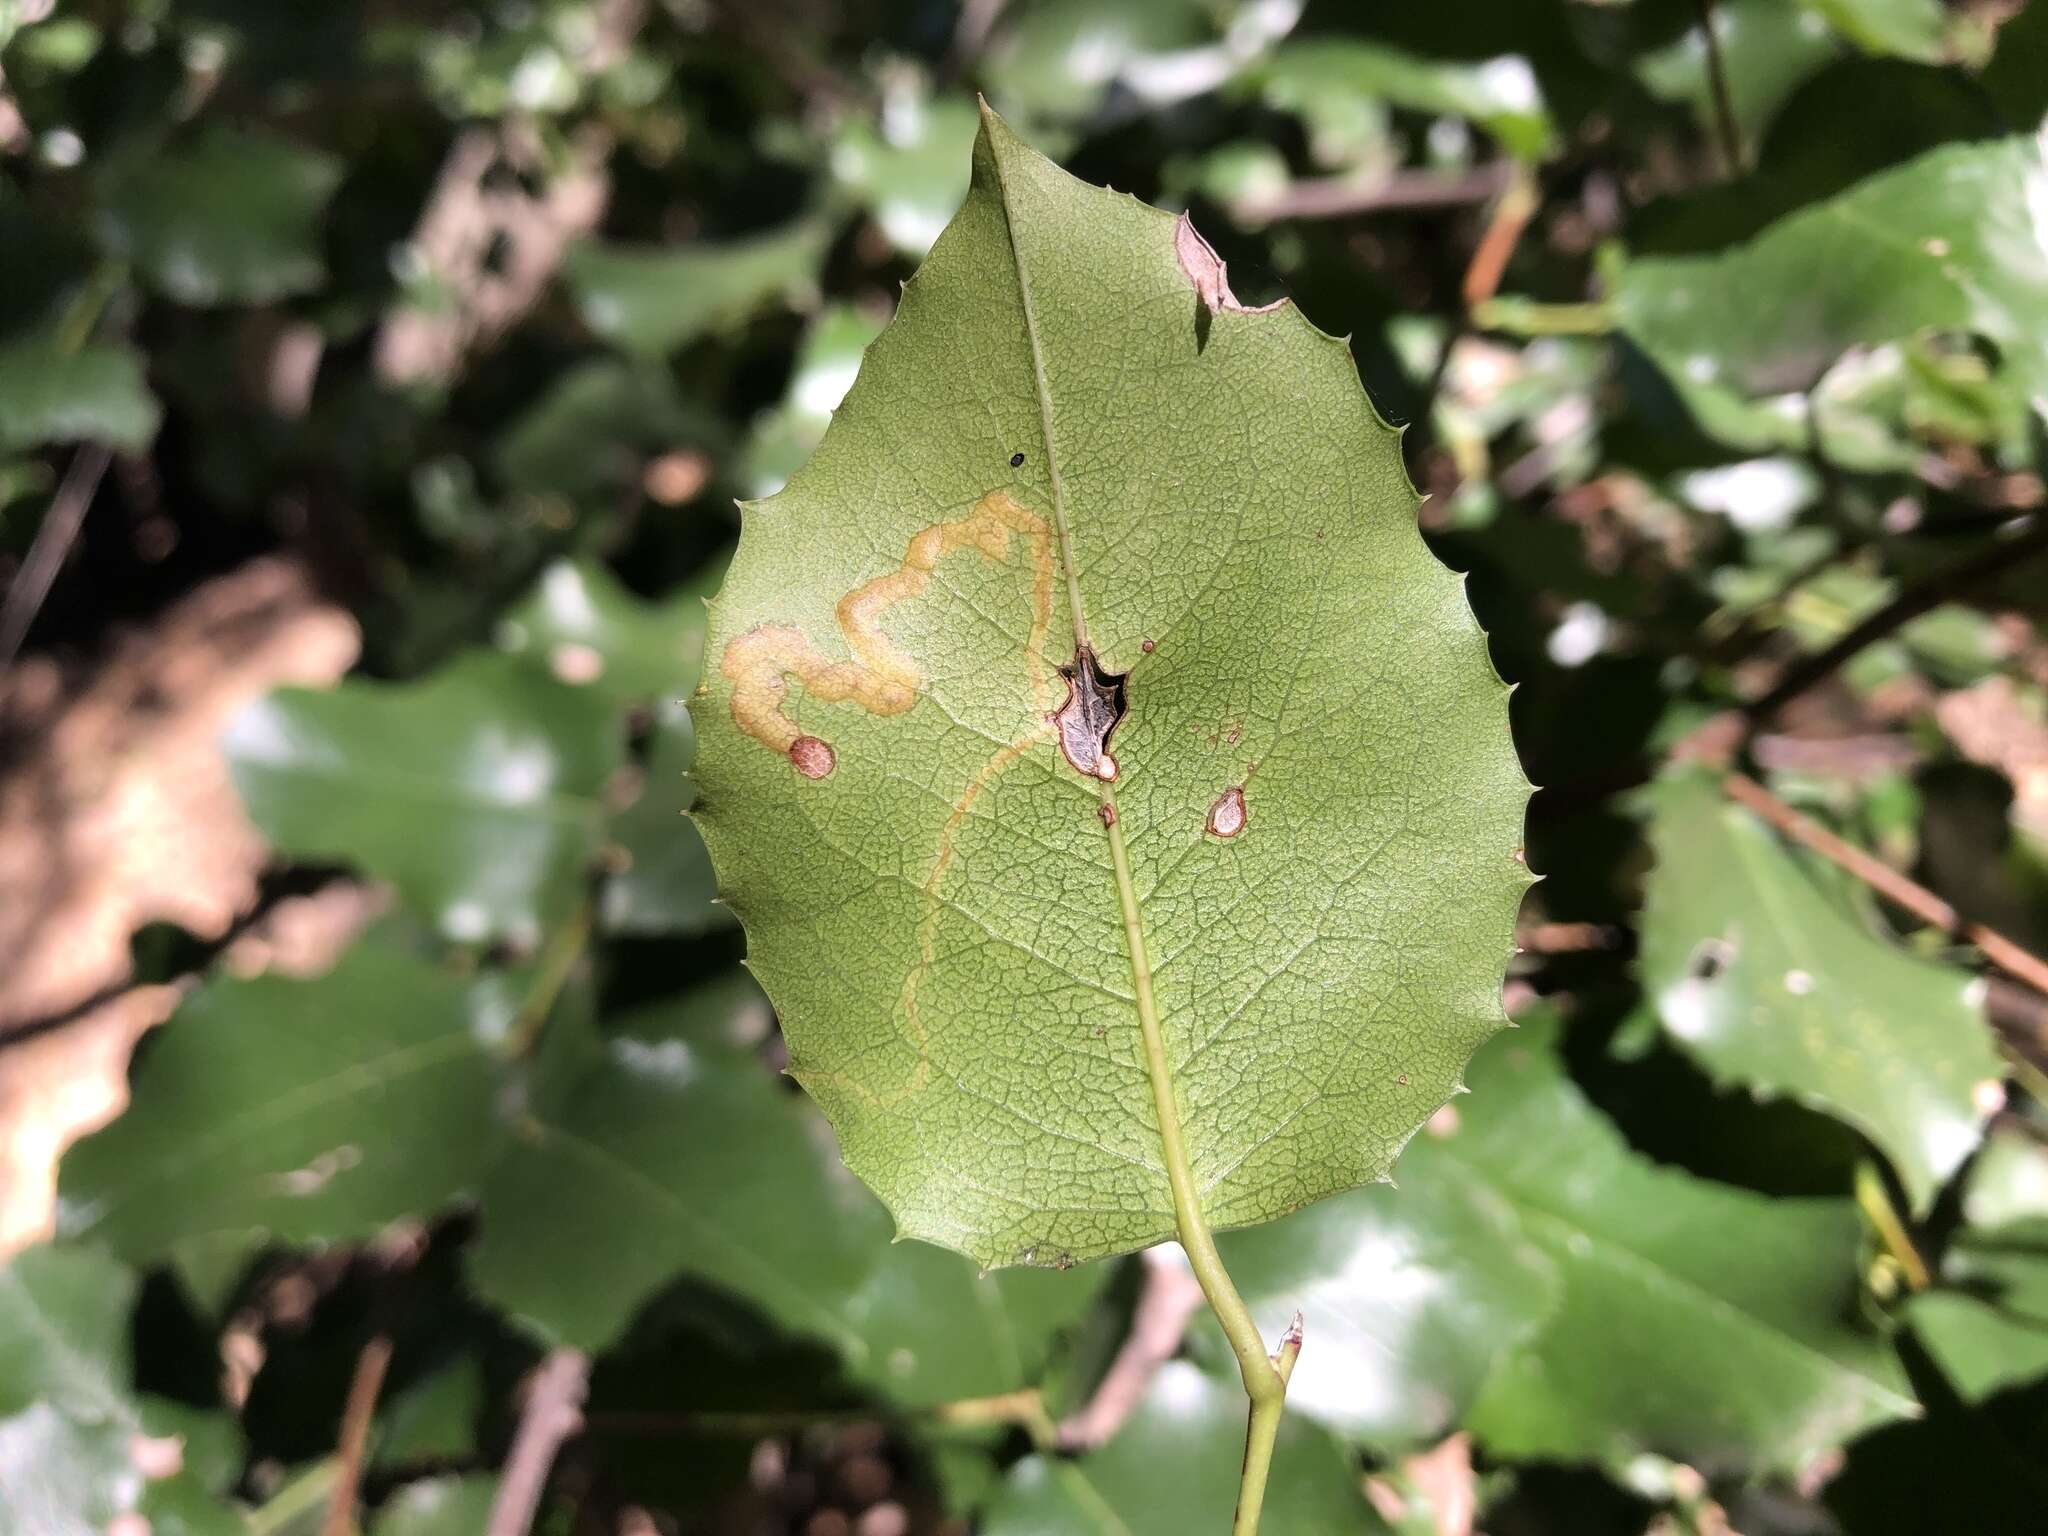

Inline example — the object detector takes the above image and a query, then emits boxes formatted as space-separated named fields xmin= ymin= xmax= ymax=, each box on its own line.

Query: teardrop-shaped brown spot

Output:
xmin=1206 ymin=785 xmax=1246 ymax=838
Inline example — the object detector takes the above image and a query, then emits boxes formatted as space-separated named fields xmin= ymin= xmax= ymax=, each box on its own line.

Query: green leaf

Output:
xmin=95 ymin=126 xmax=342 ymax=305
xmin=984 ymin=0 xmax=1296 ymax=126
xmin=58 ymin=930 xmax=510 ymax=1269
xmin=1635 ymin=0 xmax=1838 ymax=154
xmin=224 ymin=652 xmax=623 ymax=945
xmin=370 ymin=1475 xmax=500 ymax=1536
xmin=601 ymin=709 xmax=726 ymax=937
xmin=497 ymin=557 xmax=715 ymax=714
xmin=833 ymin=94 xmax=981 ymax=257
xmin=1907 ymin=1126 xmax=2048 ymax=1403
xmin=565 ymin=220 xmax=831 ymax=357
xmin=61 ymin=933 xmax=536 ymax=1277
xmin=1207 ymin=1171 xmax=1559 ymax=1447
xmin=741 ymin=304 xmax=889 ymax=499
xmin=691 ymin=107 xmax=1528 ymax=1270
xmin=982 ymin=1362 xmax=1389 ymax=1536
xmin=1639 ymin=771 xmax=2001 ymax=1210
xmin=0 ymin=1246 xmax=242 ymax=1536
xmin=0 ymin=338 xmax=159 ymax=453
xmin=1800 ymin=0 xmax=1948 ymax=61
xmin=492 ymin=359 xmax=698 ymax=504
xmin=1448 ymin=1012 xmax=1915 ymax=1471
xmin=1961 ymin=1121 xmax=2048 ymax=1231
xmin=1617 ymin=136 xmax=2048 ymax=443
xmin=496 ymin=557 xmax=731 ymax=936
xmin=1256 ymin=39 xmax=1554 ymax=163
xmin=845 ymin=1236 xmax=1112 ymax=1408
xmin=1907 ymin=1225 xmax=2048 ymax=1404
xmin=471 ymin=975 xmax=1105 ymax=1397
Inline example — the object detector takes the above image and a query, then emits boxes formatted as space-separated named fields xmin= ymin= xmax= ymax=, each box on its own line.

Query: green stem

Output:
xmin=503 ymin=905 xmax=593 ymax=1059
xmin=1854 ymin=1162 xmax=1930 ymax=1292
xmin=1100 ymin=785 xmax=1292 ymax=1536
xmin=1469 ymin=296 xmax=1615 ymax=336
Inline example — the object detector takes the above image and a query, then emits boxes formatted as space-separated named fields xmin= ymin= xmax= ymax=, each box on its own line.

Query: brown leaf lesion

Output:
xmin=1052 ymin=645 xmax=1129 ymax=782
xmin=720 ymin=488 xmax=1054 ymax=775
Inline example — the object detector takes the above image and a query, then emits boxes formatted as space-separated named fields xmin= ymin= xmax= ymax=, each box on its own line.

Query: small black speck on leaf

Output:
xmin=1009 ymin=451 xmax=1025 ymax=467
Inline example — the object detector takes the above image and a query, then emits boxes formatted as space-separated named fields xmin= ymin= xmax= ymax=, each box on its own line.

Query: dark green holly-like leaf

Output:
xmin=0 ymin=1245 xmax=242 ymax=1536
xmin=565 ymin=221 xmax=832 ymax=357
xmin=0 ymin=338 xmax=159 ymax=453
xmin=1640 ymin=771 xmax=2001 ymax=1210
xmin=471 ymin=975 xmax=1105 ymax=1401
xmin=1208 ymin=1168 xmax=1559 ymax=1447
xmin=1447 ymin=1011 xmax=1914 ymax=1471
xmin=59 ymin=931 xmax=511 ymax=1272
xmin=982 ymin=1362 xmax=1389 ymax=1535
xmin=224 ymin=653 xmax=623 ymax=945
xmin=95 ymin=126 xmax=342 ymax=305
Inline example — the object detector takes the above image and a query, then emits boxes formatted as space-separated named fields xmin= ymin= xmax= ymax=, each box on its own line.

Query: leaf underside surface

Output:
xmin=691 ymin=106 xmax=1530 ymax=1270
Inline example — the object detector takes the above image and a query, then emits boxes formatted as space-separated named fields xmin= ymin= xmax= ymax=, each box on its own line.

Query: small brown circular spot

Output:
xmin=789 ymin=735 xmax=836 ymax=779
xmin=1141 ymin=638 xmax=1156 ymax=653
xmin=1097 ymin=803 xmax=1117 ymax=827
xmin=1395 ymin=1073 xmax=1410 ymax=1085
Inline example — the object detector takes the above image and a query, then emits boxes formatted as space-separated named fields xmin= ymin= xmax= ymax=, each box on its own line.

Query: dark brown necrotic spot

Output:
xmin=1052 ymin=646 xmax=1128 ymax=781
xmin=1206 ymin=785 xmax=1247 ymax=838
xmin=789 ymin=735 xmax=836 ymax=779
xmin=1009 ymin=451 xmax=1025 ymax=467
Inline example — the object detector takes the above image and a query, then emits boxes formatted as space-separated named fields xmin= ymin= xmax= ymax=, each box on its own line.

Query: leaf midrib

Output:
xmin=982 ymin=109 xmax=1195 ymax=1243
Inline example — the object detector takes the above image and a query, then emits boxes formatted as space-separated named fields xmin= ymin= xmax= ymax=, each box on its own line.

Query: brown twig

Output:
xmin=486 ymin=1348 xmax=591 ymax=1536
xmin=1694 ymin=0 xmax=1744 ymax=177
xmin=320 ymin=1334 xmax=395 ymax=1536
xmin=1721 ymin=772 xmax=2048 ymax=1001
xmin=1743 ymin=516 xmax=2048 ymax=723
xmin=1055 ymin=1246 xmax=1207 ymax=1451
xmin=1234 ymin=162 xmax=1514 ymax=225
xmin=0 ymin=444 xmax=112 ymax=667
xmin=1461 ymin=169 xmax=1538 ymax=310
xmin=319 ymin=1230 xmax=425 ymax=1536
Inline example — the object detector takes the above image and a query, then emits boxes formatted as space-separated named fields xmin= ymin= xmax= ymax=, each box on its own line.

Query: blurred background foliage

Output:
xmin=4 ymin=1 xmax=2048 ymax=1533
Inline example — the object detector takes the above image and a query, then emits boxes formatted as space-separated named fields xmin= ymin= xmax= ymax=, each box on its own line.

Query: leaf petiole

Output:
xmin=1099 ymin=782 xmax=1298 ymax=1535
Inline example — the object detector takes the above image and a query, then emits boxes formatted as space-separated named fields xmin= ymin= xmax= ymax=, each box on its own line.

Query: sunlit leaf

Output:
xmin=1206 ymin=1166 xmax=1559 ymax=1447
xmin=1639 ymin=771 xmax=2001 ymax=1210
xmin=1618 ymin=136 xmax=2048 ymax=445
xmin=497 ymin=557 xmax=730 ymax=936
xmin=833 ymin=93 xmax=981 ymax=257
xmin=1256 ymin=39 xmax=1553 ymax=163
xmin=1449 ymin=1012 xmax=1915 ymax=1470
xmin=566 ymin=220 xmax=832 ymax=356
xmin=0 ymin=1245 xmax=242 ymax=1536
xmin=982 ymin=1362 xmax=1389 ymax=1535
xmin=224 ymin=653 xmax=622 ymax=945
xmin=691 ymin=106 xmax=1529 ymax=1271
